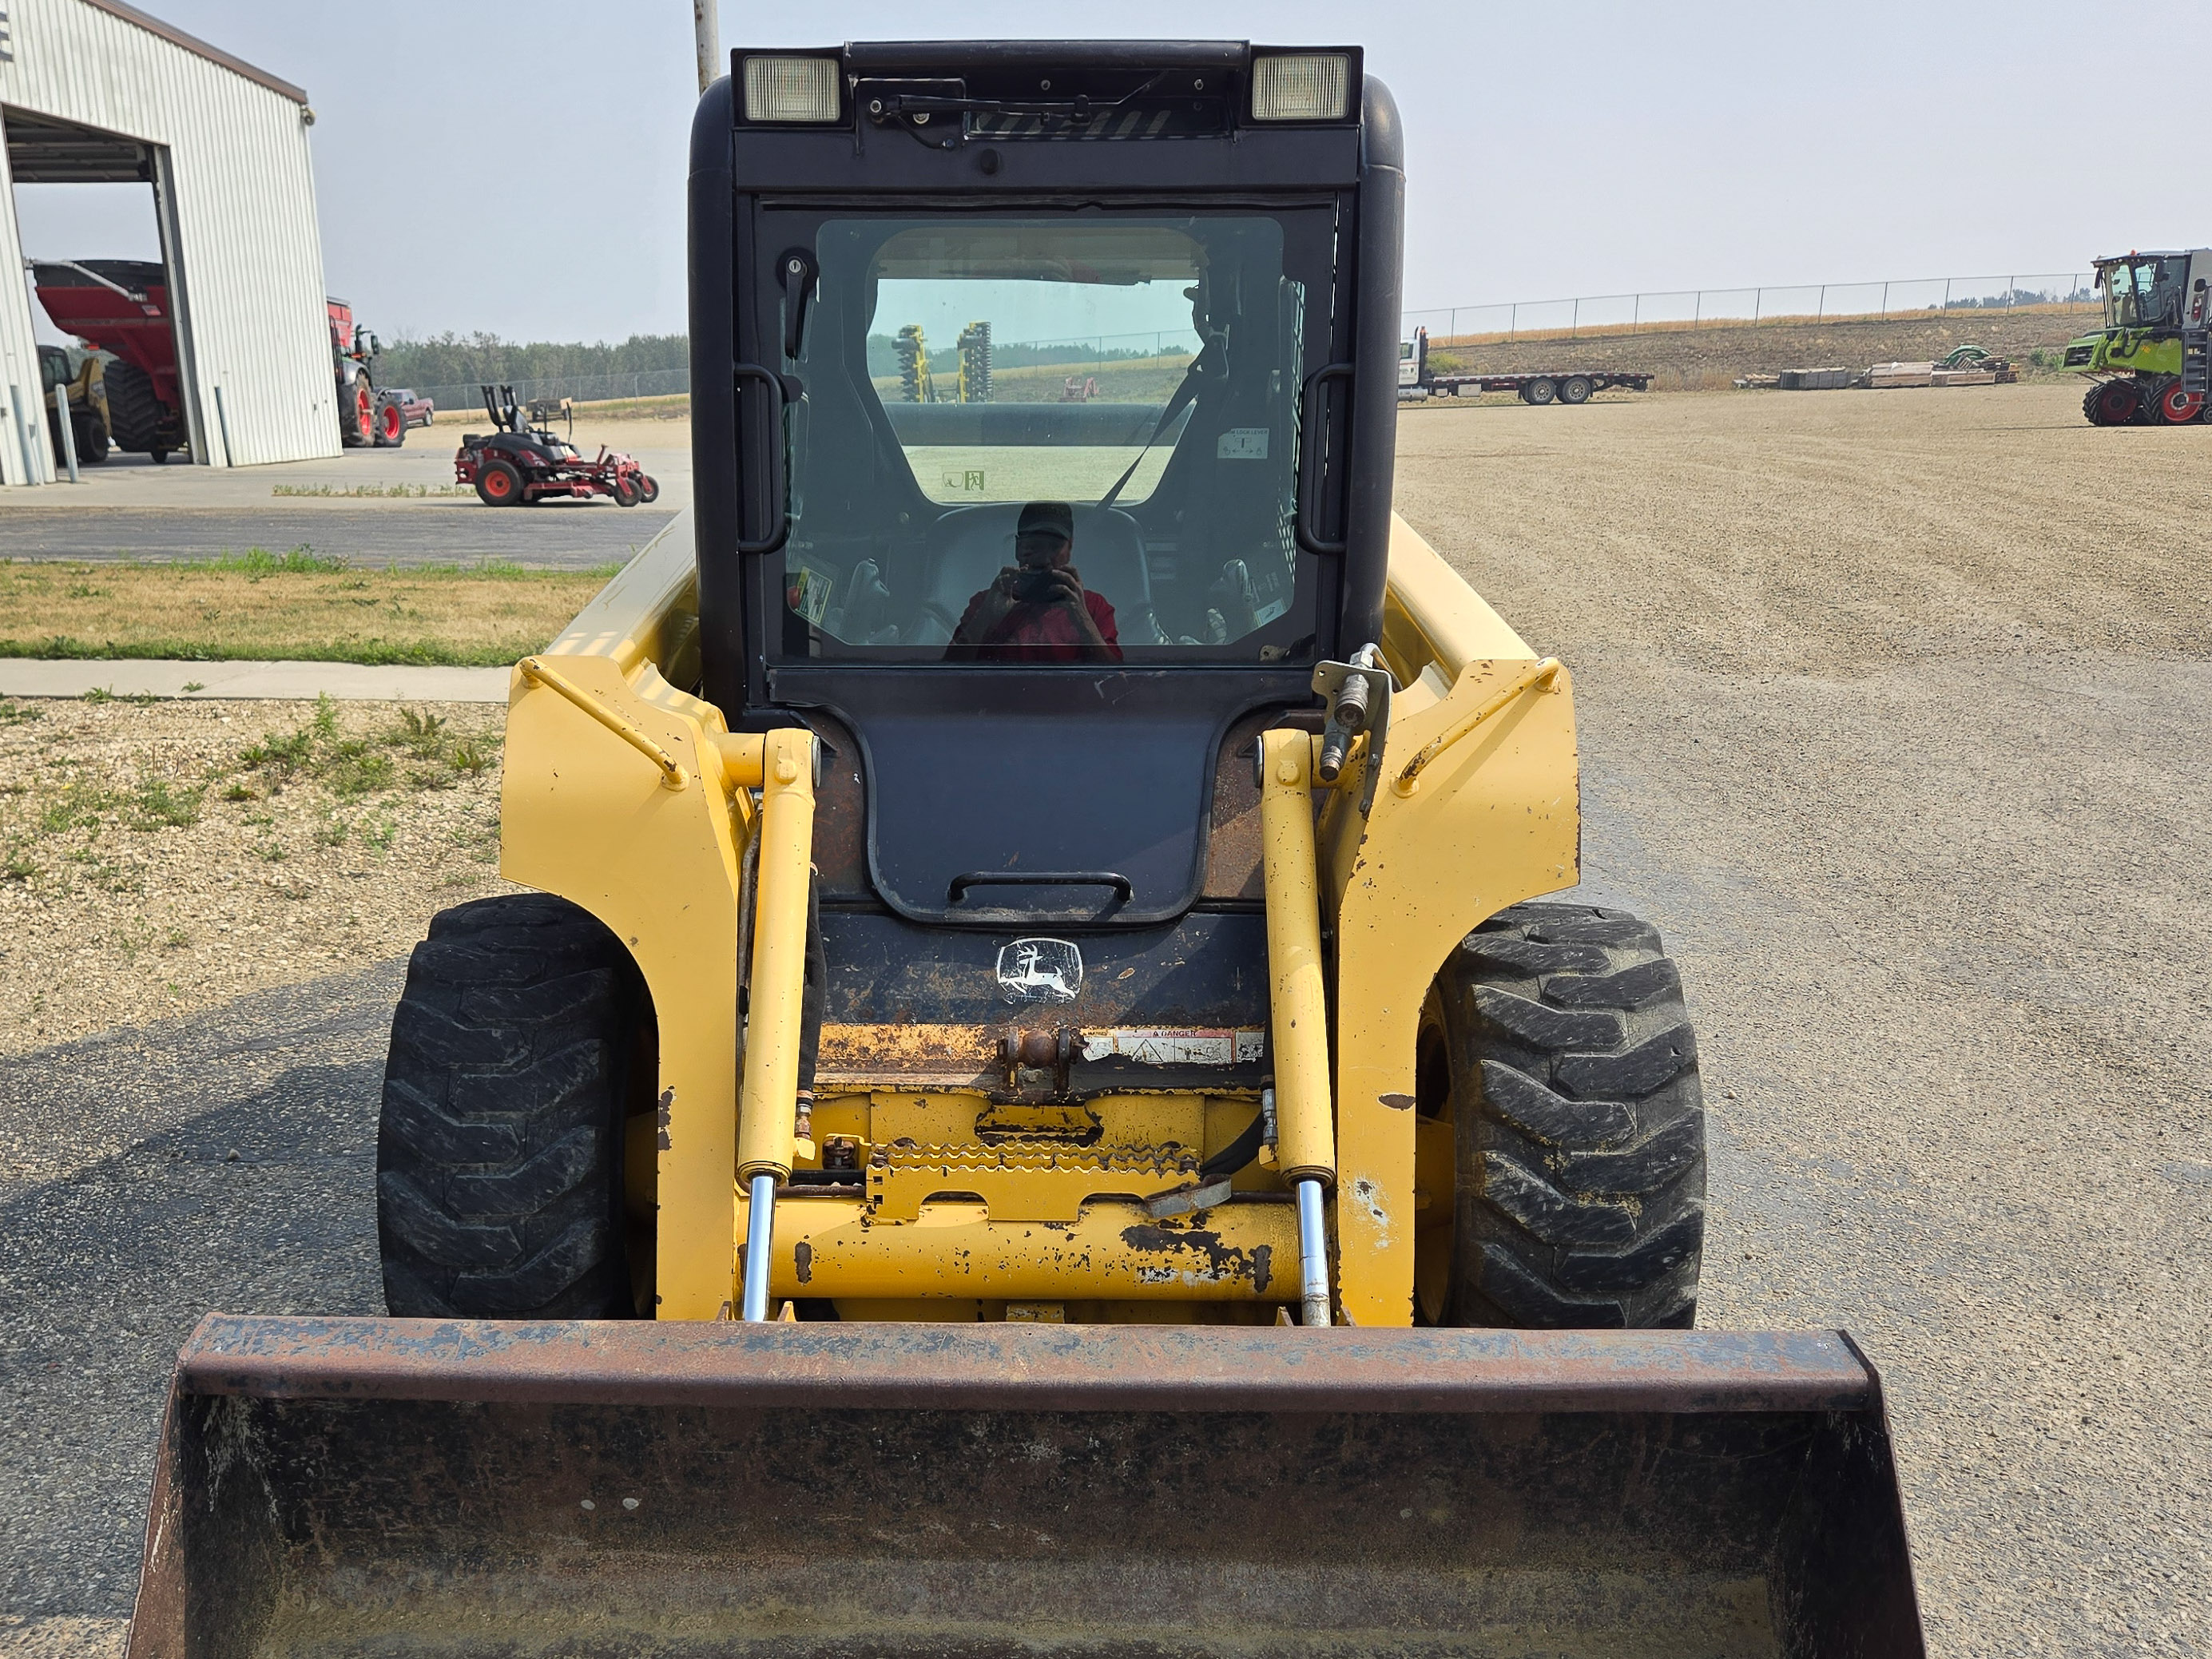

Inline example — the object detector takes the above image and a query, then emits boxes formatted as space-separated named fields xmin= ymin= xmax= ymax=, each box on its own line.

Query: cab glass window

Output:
xmin=765 ymin=212 xmax=1336 ymax=663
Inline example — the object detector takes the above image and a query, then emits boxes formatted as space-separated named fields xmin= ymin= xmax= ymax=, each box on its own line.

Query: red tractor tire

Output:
xmin=637 ymin=474 xmax=661 ymax=504
xmin=374 ymin=399 xmax=407 ymax=447
xmin=613 ymin=474 xmax=641 ymax=507
xmin=2157 ymin=381 xmax=2204 ymax=425
xmin=2083 ymin=379 xmax=2141 ymax=427
xmin=475 ymin=458 xmax=524 ymax=506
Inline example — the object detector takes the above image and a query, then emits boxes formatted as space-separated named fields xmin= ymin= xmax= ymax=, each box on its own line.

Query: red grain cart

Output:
xmin=30 ymin=260 xmax=187 ymax=462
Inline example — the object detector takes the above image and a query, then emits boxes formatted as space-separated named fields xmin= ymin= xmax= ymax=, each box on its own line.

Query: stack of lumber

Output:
xmin=1930 ymin=367 xmax=1998 ymax=386
xmin=1867 ymin=362 xmax=1936 ymax=388
xmin=1778 ymin=367 xmax=1853 ymax=390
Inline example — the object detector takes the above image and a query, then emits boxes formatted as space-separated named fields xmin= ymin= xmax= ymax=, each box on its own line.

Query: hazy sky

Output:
xmin=14 ymin=2 xmax=2206 ymax=344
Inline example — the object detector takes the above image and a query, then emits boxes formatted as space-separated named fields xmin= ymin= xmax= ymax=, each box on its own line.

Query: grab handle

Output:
xmin=1295 ymin=362 xmax=1355 ymax=555
xmin=733 ymin=363 xmax=792 ymax=556
xmin=948 ymin=870 xmax=1134 ymax=904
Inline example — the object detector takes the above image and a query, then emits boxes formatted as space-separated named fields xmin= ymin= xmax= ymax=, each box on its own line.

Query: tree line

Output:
xmin=374 ymin=331 xmax=689 ymax=390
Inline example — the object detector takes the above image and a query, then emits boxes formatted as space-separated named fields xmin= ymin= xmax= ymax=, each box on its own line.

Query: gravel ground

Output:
xmin=1400 ymin=380 xmax=2211 ymax=1656
xmin=2 ymin=380 xmax=2206 ymax=1654
xmin=0 ymin=697 xmax=517 ymax=1054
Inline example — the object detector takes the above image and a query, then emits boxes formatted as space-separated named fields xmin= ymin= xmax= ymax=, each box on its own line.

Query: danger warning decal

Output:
xmin=1081 ymin=1028 xmax=1266 ymax=1067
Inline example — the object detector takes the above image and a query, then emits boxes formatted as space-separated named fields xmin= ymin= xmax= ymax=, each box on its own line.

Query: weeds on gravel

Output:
xmin=131 ymin=780 xmax=205 ymax=830
xmin=40 ymin=782 xmax=121 ymax=835
xmin=387 ymin=709 xmax=449 ymax=756
xmin=324 ymin=744 xmax=397 ymax=798
xmin=240 ymin=728 xmax=314 ymax=781
xmin=239 ymin=699 xmax=495 ymax=804
xmin=0 ymin=701 xmax=42 ymax=724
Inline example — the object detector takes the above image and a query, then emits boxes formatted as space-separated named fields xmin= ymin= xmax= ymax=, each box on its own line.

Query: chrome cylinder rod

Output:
xmin=1296 ymin=1177 xmax=1331 ymax=1328
xmin=741 ymin=1171 xmax=776 ymax=1322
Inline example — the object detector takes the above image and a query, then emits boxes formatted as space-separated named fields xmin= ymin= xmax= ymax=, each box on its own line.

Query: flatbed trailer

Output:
xmin=1398 ymin=327 xmax=1652 ymax=403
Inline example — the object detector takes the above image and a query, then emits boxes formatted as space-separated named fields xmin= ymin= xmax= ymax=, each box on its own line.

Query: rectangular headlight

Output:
xmin=743 ymin=56 xmax=842 ymax=123
xmin=1251 ymin=54 xmax=1350 ymax=121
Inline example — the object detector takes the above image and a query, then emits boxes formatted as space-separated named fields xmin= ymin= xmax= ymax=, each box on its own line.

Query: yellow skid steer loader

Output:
xmin=128 ymin=41 xmax=1923 ymax=1657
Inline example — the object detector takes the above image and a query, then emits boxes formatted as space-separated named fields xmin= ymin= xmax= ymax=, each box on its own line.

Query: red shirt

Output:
xmin=953 ymin=589 xmax=1122 ymax=663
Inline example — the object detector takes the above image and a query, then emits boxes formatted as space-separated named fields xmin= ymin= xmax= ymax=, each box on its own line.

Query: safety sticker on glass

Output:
xmin=1216 ymin=428 xmax=1269 ymax=461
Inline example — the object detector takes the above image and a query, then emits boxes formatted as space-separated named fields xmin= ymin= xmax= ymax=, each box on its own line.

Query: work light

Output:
xmin=1250 ymin=54 xmax=1350 ymax=121
xmin=743 ymin=56 xmax=842 ymax=123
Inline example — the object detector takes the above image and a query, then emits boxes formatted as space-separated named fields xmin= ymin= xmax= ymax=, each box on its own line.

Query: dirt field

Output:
xmin=1426 ymin=306 xmax=2097 ymax=389
xmin=1 ymin=380 xmax=2206 ymax=1655
xmin=1400 ymin=379 xmax=2210 ymax=1655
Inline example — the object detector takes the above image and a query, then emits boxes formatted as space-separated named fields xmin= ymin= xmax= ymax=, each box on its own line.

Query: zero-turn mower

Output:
xmin=129 ymin=42 xmax=1924 ymax=1659
xmin=456 ymin=382 xmax=660 ymax=506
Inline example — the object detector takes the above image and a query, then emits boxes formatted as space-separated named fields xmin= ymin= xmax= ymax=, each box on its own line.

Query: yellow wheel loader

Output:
xmin=129 ymin=42 xmax=1924 ymax=1657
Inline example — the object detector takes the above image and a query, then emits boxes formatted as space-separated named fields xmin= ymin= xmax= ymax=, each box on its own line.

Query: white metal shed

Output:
xmin=0 ymin=0 xmax=334 ymax=486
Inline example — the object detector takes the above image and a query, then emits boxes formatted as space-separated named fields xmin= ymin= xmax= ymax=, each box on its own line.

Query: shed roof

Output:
xmin=78 ymin=0 xmax=310 ymax=105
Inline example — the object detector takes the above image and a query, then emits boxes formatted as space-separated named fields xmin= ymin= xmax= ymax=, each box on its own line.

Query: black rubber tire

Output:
xmin=1559 ymin=375 xmax=1594 ymax=405
xmin=373 ymin=398 xmax=406 ymax=447
xmin=613 ymin=474 xmax=641 ymax=507
xmin=150 ymin=448 xmax=169 ymax=465
xmin=101 ymin=359 xmax=165 ymax=454
xmin=343 ymin=369 xmax=374 ymax=447
xmin=1429 ymin=901 xmax=1706 ymax=1328
xmin=75 ymin=413 xmax=109 ymax=464
xmin=475 ymin=458 xmax=524 ymax=506
xmin=2084 ymin=379 xmax=2139 ymax=426
xmin=378 ymin=894 xmax=648 ymax=1319
xmin=1523 ymin=377 xmax=1557 ymax=406
xmin=637 ymin=473 xmax=661 ymax=504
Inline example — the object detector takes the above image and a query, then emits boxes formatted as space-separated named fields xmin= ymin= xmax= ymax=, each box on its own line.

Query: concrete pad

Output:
xmin=0 ymin=659 xmax=509 ymax=701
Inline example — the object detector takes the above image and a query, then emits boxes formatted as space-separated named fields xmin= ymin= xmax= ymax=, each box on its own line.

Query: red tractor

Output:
xmin=327 ymin=299 xmax=430 ymax=447
xmin=30 ymin=260 xmax=187 ymax=462
xmin=454 ymin=383 xmax=659 ymax=506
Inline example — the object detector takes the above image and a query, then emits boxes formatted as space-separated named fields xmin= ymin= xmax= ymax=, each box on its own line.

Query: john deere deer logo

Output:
xmin=995 ymin=938 xmax=1082 ymax=1003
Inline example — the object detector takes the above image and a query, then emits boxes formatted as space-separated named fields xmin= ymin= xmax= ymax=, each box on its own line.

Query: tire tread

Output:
xmin=1438 ymin=902 xmax=1707 ymax=1330
xmin=377 ymin=894 xmax=641 ymax=1318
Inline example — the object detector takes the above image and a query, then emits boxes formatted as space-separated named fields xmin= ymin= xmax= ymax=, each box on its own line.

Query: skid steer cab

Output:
xmin=130 ymin=41 xmax=1925 ymax=1659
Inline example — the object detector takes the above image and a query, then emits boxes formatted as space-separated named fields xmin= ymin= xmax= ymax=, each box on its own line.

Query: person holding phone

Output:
xmin=947 ymin=501 xmax=1122 ymax=664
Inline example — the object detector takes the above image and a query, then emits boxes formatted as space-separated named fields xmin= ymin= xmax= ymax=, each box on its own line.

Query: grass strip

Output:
xmin=0 ymin=552 xmax=618 ymax=667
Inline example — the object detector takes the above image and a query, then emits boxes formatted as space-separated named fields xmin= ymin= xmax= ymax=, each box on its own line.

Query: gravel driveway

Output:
xmin=2 ymin=382 xmax=2206 ymax=1655
xmin=1400 ymin=381 xmax=2211 ymax=1656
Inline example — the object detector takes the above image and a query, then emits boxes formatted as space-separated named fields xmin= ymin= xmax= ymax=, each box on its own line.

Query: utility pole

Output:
xmin=694 ymin=0 xmax=721 ymax=94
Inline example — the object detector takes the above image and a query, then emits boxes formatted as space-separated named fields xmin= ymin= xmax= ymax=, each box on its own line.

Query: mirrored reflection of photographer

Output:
xmin=947 ymin=502 xmax=1122 ymax=665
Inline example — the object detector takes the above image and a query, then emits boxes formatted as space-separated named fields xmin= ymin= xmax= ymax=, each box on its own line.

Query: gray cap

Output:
xmin=1016 ymin=500 xmax=1074 ymax=543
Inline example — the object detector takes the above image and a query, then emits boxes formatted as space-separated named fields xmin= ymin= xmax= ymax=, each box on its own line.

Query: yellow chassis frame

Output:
xmin=502 ymin=513 xmax=1578 ymax=1326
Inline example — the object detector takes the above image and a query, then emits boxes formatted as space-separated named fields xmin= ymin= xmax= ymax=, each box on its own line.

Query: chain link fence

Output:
xmin=1403 ymin=273 xmax=2099 ymax=343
